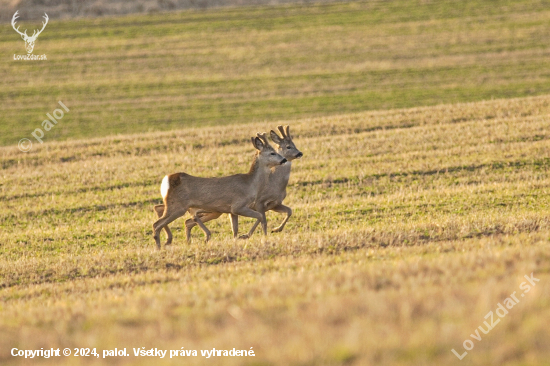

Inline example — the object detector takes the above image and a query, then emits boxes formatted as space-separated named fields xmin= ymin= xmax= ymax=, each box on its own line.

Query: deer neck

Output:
xmin=247 ymin=154 xmax=272 ymax=189
xmin=275 ymin=147 xmax=292 ymax=181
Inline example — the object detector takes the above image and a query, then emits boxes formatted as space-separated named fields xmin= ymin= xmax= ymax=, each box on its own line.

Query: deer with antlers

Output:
xmin=152 ymin=135 xmax=287 ymax=249
xmin=153 ymin=125 xmax=302 ymax=243
xmin=12 ymin=11 xmax=49 ymax=54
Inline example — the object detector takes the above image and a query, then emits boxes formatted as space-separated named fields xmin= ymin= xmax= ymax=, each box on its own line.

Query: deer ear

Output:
xmin=252 ymin=137 xmax=264 ymax=150
xmin=270 ymin=130 xmax=283 ymax=145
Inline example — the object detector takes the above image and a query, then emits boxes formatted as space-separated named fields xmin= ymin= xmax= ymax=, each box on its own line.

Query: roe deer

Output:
xmin=181 ymin=125 xmax=302 ymax=240
xmin=152 ymin=136 xmax=287 ymax=249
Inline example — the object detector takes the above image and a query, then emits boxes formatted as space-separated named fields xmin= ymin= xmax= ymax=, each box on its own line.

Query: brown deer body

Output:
xmin=175 ymin=125 xmax=302 ymax=240
xmin=152 ymin=136 xmax=286 ymax=249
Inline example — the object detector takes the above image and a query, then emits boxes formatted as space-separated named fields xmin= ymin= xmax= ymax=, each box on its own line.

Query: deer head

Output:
xmin=269 ymin=125 xmax=303 ymax=161
xmin=12 ymin=11 xmax=49 ymax=54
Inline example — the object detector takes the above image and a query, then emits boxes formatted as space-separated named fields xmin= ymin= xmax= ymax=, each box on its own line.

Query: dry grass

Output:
xmin=1 ymin=95 xmax=550 ymax=365
xmin=3 ymin=0 xmax=550 ymax=146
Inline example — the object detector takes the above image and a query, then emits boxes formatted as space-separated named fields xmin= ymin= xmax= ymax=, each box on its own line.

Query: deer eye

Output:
xmin=270 ymin=152 xmax=276 ymax=155
xmin=286 ymin=146 xmax=291 ymax=149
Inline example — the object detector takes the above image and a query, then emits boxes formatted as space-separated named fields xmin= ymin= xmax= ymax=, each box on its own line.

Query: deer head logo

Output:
xmin=11 ymin=11 xmax=49 ymax=54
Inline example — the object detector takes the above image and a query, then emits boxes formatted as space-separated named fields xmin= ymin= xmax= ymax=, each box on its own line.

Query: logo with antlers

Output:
xmin=11 ymin=11 xmax=49 ymax=54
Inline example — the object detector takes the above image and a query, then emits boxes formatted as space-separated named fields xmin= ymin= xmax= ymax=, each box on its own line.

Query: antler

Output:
xmin=284 ymin=125 xmax=291 ymax=139
xmin=277 ymin=125 xmax=286 ymax=138
xmin=31 ymin=13 xmax=48 ymax=39
xmin=277 ymin=125 xmax=291 ymax=139
xmin=11 ymin=11 xmax=28 ymax=38
xmin=256 ymin=132 xmax=269 ymax=145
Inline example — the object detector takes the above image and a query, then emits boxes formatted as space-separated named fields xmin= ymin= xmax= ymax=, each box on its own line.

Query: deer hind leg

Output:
xmin=153 ymin=204 xmax=173 ymax=246
xmin=184 ymin=209 xmax=201 ymax=241
xmin=271 ymin=204 xmax=292 ymax=233
xmin=191 ymin=216 xmax=210 ymax=243
xmin=188 ymin=212 xmax=222 ymax=243
xmin=153 ymin=205 xmax=187 ymax=250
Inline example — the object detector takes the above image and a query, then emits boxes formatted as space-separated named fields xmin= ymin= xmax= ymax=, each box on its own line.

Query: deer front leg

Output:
xmin=271 ymin=204 xmax=292 ymax=233
xmin=239 ymin=219 xmax=260 ymax=239
xmin=232 ymin=207 xmax=266 ymax=239
xmin=153 ymin=204 xmax=172 ymax=246
xmin=229 ymin=214 xmax=239 ymax=238
xmin=237 ymin=205 xmax=267 ymax=239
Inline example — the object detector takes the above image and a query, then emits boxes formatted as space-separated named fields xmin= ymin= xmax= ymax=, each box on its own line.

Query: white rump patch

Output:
xmin=160 ymin=175 xmax=169 ymax=199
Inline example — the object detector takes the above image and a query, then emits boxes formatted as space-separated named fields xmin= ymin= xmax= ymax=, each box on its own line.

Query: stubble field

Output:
xmin=1 ymin=95 xmax=550 ymax=365
xmin=3 ymin=0 xmax=550 ymax=146
xmin=2 ymin=0 xmax=550 ymax=365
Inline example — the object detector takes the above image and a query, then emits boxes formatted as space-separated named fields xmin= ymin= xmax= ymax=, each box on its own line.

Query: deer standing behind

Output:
xmin=155 ymin=125 xmax=302 ymax=242
xmin=152 ymin=136 xmax=287 ymax=249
